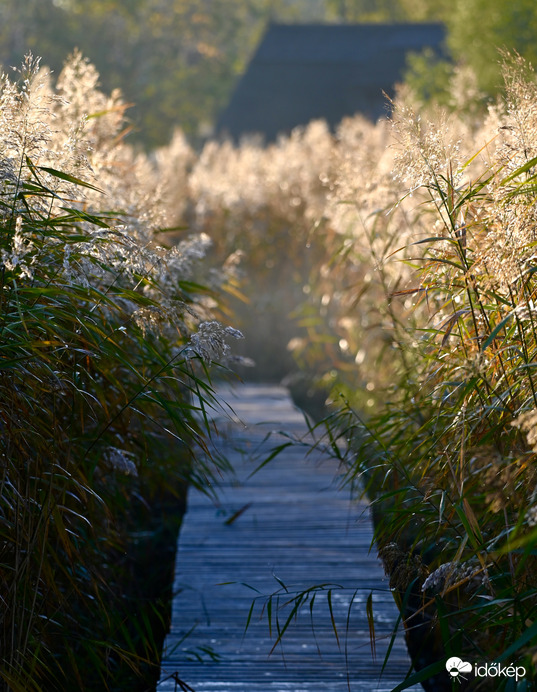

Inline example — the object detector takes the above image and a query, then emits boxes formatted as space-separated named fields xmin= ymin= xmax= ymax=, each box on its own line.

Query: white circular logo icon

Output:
xmin=446 ymin=656 xmax=473 ymax=679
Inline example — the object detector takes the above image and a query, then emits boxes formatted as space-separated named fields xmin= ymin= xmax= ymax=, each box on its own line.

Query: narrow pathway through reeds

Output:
xmin=158 ymin=384 xmax=419 ymax=692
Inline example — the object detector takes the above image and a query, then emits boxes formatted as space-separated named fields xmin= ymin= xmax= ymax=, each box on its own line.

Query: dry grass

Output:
xmin=156 ymin=54 xmax=537 ymax=688
xmin=0 ymin=53 xmax=239 ymax=691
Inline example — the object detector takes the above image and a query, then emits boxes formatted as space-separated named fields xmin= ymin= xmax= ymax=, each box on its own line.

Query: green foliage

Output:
xmin=327 ymin=0 xmax=537 ymax=107
xmin=325 ymin=0 xmax=448 ymax=22
xmin=0 ymin=0 xmax=322 ymax=149
xmin=0 ymin=55 xmax=233 ymax=691
xmin=205 ymin=51 xmax=537 ymax=687
xmin=446 ymin=0 xmax=537 ymax=94
xmin=333 ymin=57 xmax=537 ymax=688
xmin=403 ymin=47 xmax=454 ymax=107
xmin=3 ymin=0 xmax=537 ymax=151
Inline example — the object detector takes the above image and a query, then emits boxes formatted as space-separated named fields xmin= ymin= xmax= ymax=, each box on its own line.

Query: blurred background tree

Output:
xmin=0 ymin=0 xmax=536 ymax=149
xmin=0 ymin=0 xmax=327 ymax=149
xmin=327 ymin=0 xmax=537 ymax=110
xmin=447 ymin=0 xmax=537 ymax=92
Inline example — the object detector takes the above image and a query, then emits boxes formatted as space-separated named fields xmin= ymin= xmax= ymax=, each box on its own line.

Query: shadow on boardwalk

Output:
xmin=158 ymin=384 xmax=420 ymax=692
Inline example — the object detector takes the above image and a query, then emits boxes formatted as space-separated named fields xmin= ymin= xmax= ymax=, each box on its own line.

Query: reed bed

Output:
xmin=159 ymin=57 xmax=537 ymax=689
xmin=0 ymin=53 xmax=240 ymax=691
xmin=6 ymin=42 xmax=537 ymax=690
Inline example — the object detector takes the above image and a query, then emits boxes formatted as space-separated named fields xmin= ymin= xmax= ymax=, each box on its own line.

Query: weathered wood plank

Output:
xmin=158 ymin=384 xmax=420 ymax=691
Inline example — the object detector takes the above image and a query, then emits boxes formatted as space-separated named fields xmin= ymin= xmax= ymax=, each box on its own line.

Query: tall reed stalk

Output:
xmin=332 ymin=55 xmax=537 ymax=690
xmin=0 ymin=54 xmax=237 ymax=691
xmin=218 ymin=54 xmax=537 ymax=691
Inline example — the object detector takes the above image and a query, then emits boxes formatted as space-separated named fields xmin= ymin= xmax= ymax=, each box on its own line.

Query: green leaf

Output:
xmin=267 ymin=596 xmax=272 ymax=638
xmin=37 ymin=165 xmax=104 ymax=194
xmin=244 ymin=600 xmax=256 ymax=636
xmin=366 ymin=592 xmax=376 ymax=660
xmin=481 ymin=312 xmax=515 ymax=352
xmin=247 ymin=442 xmax=294 ymax=478
xmin=496 ymin=619 xmax=537 ymax=662
xmin=501 ymin=156 xmax=537 ymax=184
xmin=327 ymin=590 xmax=340 ymax=649
xmin=390 ymin=659 xmax=448 ymax=691
xmin=273 ymin=574 xmax=289 ymax=593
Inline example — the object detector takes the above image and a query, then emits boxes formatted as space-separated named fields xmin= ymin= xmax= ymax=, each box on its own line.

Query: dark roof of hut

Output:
xmin=216 ymin=23 xmax=446 ymax=142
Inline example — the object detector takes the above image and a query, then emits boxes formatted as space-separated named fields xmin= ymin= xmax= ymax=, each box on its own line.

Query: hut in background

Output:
xmin=216 ymin=23 xmax=446 ymax=142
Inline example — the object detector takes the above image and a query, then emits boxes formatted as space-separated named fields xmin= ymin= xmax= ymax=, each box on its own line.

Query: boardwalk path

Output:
xmin=158 ymin=384 xmax=419 ymax=692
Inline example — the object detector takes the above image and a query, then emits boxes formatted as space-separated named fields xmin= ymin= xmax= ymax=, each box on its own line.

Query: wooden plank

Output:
xmin=158 ymin=384 xmax=420 ymax=691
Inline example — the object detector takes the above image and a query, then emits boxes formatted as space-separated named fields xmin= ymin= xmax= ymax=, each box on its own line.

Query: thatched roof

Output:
xmin=216 ymin=23 xmax=446 ymax=141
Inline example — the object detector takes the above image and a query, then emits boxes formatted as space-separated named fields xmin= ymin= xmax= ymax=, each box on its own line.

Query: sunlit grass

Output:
xmin=0 ymin=54 xmax=238 ymax=691
xmin=182 ymin=52 xmax=537 ymax=689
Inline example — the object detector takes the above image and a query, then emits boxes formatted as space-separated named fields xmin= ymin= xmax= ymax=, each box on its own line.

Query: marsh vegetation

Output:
xmin=3 ymin=2 xmax=537 ymax=690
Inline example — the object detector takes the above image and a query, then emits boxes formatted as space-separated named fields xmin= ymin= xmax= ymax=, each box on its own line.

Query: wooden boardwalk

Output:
xmin=158 ymin=384 xmax=420 ymax=692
